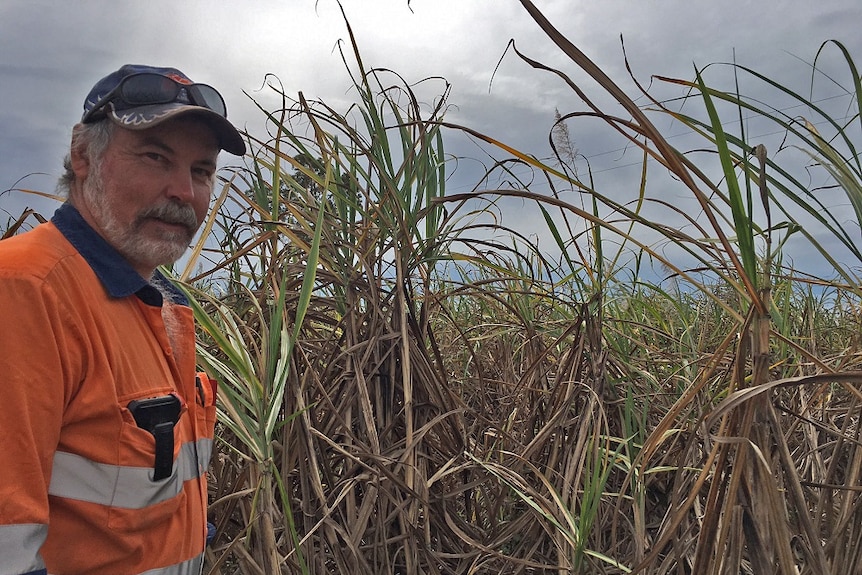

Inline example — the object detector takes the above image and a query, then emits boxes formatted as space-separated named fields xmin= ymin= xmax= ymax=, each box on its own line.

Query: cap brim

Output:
xmin=108 ymin=103 xmax=246 ymax=156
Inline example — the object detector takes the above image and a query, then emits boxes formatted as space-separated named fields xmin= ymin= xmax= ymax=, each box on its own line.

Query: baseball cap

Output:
xmin=81 ymin=64 xmax=245 ymax=155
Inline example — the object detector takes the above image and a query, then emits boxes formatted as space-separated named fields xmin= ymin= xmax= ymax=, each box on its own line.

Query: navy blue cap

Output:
xmin=82 ymin=64 xmax=245 ymax=155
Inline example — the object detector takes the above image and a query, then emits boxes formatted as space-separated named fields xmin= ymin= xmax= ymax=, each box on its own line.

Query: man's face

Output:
xmin=74 ymin=116 xmax=220 ymax=278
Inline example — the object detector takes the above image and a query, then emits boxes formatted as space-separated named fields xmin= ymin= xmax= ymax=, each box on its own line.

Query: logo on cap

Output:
xmin=167 ymin=73 xmax=192 ymax=86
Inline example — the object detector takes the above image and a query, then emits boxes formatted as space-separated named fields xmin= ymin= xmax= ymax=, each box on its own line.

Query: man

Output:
xmin=0 ymin=64 xmax=245 ymax=575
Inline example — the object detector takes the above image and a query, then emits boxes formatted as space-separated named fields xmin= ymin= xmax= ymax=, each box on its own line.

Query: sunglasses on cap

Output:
xmin=82 ymin=72 xmax=228 ymax=124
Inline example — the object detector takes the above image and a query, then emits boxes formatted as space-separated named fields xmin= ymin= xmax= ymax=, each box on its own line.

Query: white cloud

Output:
xmin=2 ymin=0 xmax=862 ymax=276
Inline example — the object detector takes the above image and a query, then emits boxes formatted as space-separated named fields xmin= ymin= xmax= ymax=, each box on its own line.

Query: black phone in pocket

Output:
xmin=128 ymin=395 xmax=181 ymax=431
xmin=128 ymin=395 xmax=181 ymax=481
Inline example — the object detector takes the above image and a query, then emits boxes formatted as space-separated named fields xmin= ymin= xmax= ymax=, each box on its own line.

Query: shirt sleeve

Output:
xmin=0 ymin=273 xmax=82 ymax=575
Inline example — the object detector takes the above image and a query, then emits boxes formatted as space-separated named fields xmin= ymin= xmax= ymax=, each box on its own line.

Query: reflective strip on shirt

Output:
xmin=139 ymin=553 xmax=203 ymax=575
xmin=48 ymin=438 xmax=213 ymax=509
xmin=0 ymin=523 xmax=47 ymax=573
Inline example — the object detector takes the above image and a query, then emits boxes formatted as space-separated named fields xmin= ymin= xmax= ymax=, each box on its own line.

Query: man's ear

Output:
xmin=69 ymin=124 xmax=91 ymax=181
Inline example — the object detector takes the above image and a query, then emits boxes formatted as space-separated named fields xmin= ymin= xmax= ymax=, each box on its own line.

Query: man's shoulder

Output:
xmin=0 ymin=222 xmax=81 ymax=280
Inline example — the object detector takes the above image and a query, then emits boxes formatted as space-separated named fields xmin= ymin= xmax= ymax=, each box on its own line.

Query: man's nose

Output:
xmin=165 ymin=169 xmax=196 ymax=203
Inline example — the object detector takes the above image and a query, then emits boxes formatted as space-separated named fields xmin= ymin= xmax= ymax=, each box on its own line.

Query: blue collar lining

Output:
xmin=51 ymin=203 xmax=188 ymax=306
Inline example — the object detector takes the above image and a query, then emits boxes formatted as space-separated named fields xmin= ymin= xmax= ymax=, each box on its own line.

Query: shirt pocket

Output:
xmin=190 ymin=373 xmax=218 ymax=472
xmin=107 ymin=391 xmax=188 ymax=531
xmin=194 ymin=373 xmax=218 ymax=427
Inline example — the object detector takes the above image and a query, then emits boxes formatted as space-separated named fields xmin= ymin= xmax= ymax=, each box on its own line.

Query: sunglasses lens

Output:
xmin=120 ymin=74 xmax=179 ymax=105
xmin=186 ymin=84 xmax=227 ymax=117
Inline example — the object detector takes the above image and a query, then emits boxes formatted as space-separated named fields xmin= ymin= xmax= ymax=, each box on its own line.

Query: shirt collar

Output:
xmin=51 ymin=203 xmax=188 ymax=306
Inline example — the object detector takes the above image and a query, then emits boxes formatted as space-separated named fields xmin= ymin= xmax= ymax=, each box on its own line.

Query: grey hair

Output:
xmin=56 ymin=120 xmax=116 ymax=198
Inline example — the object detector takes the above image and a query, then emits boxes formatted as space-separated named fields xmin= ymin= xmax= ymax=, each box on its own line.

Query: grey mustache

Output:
xmin=140 ymin=202 xmax=198 ymax=229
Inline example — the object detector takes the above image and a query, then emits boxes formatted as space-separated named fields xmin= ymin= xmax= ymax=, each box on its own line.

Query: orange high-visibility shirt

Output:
xmin=0 ymin=204 xmax=217 ymax=575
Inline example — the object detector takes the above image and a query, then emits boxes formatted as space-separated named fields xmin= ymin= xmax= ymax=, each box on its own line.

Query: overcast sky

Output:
xmin=3 ymin=0 xmax=861 ymax=281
